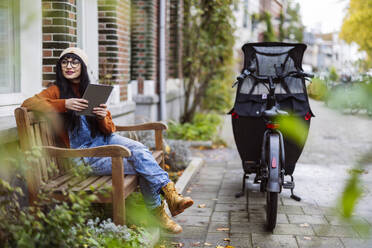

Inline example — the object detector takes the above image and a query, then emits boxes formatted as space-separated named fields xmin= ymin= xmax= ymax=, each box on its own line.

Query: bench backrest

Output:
xmin=15 ymin=107 xmax=67 ymax=203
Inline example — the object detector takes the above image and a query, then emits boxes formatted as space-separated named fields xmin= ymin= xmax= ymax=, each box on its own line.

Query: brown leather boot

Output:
xmin=162 ymin=181 xmax=194 ymax=217
xmin=152 ymin=201 xmax=183 ymax=234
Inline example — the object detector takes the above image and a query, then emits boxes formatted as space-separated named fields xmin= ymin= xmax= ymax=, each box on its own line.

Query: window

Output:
xmin=0 ymin=0 xmax=20 ymax=94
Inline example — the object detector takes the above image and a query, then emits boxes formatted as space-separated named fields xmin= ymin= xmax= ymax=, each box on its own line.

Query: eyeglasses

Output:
xmin=61 ymin=59 xmax=81 ymax=68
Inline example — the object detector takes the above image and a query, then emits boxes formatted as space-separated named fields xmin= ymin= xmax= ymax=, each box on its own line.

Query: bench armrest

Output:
xmin=41 ymin=145 xmax=131 ymax=158
xmin=115 ymin=122 xmax=168 ymax=131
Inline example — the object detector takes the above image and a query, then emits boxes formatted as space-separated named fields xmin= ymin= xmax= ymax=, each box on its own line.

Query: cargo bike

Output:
xmin=230 ymin=42 xmax=314 ymax=230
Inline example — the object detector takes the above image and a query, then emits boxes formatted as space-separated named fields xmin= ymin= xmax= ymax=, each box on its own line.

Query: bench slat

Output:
xmin=43 ymin=173 xmax=76 ymax=190
xmin=33 ymin=123 xmax=49 ymax=182
xmin=53 ymin=176 xmax=85 ymax=192
xmin=71 ymin=176 xmax=101 ymax=191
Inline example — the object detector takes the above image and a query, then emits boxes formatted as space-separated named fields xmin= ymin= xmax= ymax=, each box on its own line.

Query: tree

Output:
xmin=261 ymin=12 xmax=277 ymax=42
xmin=283 ymin=1 xmax=304 ymax=42
xmin=181 ymin=0 xmax=235 ymax=123
xmin=340 ymin=0 xmax=372 ymax=67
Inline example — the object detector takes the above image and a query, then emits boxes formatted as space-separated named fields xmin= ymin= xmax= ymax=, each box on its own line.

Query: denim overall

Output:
xmin=68 ymin=116 xmax=170 ymax=209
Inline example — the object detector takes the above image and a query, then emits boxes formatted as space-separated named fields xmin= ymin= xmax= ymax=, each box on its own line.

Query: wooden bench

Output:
xmin=14 ymin=107 xmax=167 ymax=225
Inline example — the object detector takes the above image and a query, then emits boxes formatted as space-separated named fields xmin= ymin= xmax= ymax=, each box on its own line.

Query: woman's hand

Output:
xmin=65 ymin=98 xmax=88 ymax=111
xmin=92 ymin=104 xmax=108 ymax=120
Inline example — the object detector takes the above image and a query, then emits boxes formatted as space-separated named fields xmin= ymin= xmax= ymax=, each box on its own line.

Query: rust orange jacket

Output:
xmin=21 ymin=84 xmax=116 ymax=147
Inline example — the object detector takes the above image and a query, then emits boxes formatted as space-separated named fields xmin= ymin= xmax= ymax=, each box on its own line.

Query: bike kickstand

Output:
xmin=235 ymin=173 xmax=249 ymax=198
xmin=289 ymin=175 xmax=301 ymax=201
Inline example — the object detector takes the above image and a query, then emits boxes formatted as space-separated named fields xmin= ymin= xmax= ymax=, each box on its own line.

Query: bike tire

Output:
xmin=266 ymin=191 xmax=278 ymax=231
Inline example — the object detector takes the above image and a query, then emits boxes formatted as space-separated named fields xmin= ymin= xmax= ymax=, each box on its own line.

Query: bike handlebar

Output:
xmin=232 ymin=69 xmax=314 ymax=88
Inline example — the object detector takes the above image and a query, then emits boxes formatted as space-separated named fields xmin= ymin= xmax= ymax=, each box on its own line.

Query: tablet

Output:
xmin=77 ymin=84 xmax=114 ymax=117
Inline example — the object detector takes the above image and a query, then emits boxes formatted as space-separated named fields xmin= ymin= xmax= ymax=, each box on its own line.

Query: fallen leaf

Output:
xmin=191 ymin=242 xmax=201 ymax=246
xmin=216 ymin=227 xmax=229 ymax=231
xmin=300 ymin=223 xmax=309 ymax=227
xmin=216 ymin=246 xmax=224 ymax=248
xmin=165 ymin=145 xmax=171 ymax=153
xmin=223 ymin=238 xmax=231 ymax=241
xmin=225 ymin=246 xmax=235 ymax=248
xmin=303 ymin=236 xmax=312 ymax=240
xmin=204 ymin=243 xmax=212 ymax=246
xmin=198 ymin=204 xmax=206 ymax=208
xmin=186 ymin=190 xmax=192 ymax=193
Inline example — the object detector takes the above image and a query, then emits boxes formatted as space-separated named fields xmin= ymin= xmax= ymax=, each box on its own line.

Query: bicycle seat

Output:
xmin=263 ymin=105 xmax=288 ymax=118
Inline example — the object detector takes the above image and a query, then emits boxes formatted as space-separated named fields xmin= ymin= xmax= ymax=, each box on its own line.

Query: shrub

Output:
xmin=307 ymin=77 xmax=329 ymax=101
xmin=166 ymin=113 xmax=222 ymax=141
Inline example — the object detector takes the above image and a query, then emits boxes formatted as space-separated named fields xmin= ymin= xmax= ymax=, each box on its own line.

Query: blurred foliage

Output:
xmin=328 ymin=66 xmax=339 ymax=82
xmin=283 ymin=0 xmax=304 ymax=42
xmin=0 ymin=145 xmax=154 ymax=247
xmin=276 ymin=115 xmax=309 ymax=146
xmin=307 ymin=77 xmax=329 ymax=101
xmin=327 ymin=76 xmax=372 ymax=115
xmin=182 ymin=0 xmax=236 ymax=123
xmin=167 ymin=113 xmax=222 ymax=141
xmin=261 ymin=12 xmax=277 ymax=42
xmin=340 ymin=0 xmax=372 ymax=67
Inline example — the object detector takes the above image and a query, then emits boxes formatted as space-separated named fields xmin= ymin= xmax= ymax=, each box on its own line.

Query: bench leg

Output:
xmin=112 ymin=157 xmax=125 ymax=225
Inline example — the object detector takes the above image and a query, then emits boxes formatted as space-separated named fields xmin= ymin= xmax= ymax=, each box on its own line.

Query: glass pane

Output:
xmin=0 ymin=0 xmax=18 ymax=94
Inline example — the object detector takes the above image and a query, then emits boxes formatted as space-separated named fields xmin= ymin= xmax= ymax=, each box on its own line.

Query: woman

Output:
xmin=22 ymin=47 xmax=193 ymax=234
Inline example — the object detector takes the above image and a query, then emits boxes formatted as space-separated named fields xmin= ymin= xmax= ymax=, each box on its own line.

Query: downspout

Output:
xmin=159 ymin=0 xmax=167 ymax=121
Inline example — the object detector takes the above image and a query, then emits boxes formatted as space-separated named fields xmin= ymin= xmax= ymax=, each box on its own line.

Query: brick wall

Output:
xmin=168 ymin=0 xmax=183 ymax=79
xmin=131 ymin=0 xmax=159 ymax=94
xmin=42 ymin=0 xmax=77 ymax=87
xmin=98 ymin=0 xmax=131 ymax=101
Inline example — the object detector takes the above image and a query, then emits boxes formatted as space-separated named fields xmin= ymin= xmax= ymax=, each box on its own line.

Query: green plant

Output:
xmin=167 ymin=113 xmax=222 ymax=141
xmin=0 ymin=146 xmax=154 ymax=248
xmin=328 ymin=66 xmax=339 ymax=82
xmin=307 ymin=77 xmax=329 ymax=101
xmin=182 ymin=0 xmax=236 ymax=123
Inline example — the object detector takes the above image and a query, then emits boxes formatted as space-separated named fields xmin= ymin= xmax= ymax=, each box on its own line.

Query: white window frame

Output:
xmin=0 ymin=0 xmax=43 ymax=117
xmin=76 ymin=0 xmax=99 ymax=84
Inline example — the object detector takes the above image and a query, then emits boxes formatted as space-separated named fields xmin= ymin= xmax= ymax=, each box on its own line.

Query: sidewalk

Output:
xmin=167 ymin=99 xmax=372 ymax=247
xmin=167 ymin=147 xmax=372 ymax=248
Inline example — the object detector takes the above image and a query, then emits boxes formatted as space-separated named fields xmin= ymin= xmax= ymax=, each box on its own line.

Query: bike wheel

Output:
xmin=266 ymin=191 xmax=278 ymax=231
xmin=265 ymin=134 xmax=281 ymax=231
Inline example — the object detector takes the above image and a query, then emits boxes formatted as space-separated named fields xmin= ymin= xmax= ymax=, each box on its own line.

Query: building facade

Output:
xmin=0 ymin=0 xmax=185 ymax=145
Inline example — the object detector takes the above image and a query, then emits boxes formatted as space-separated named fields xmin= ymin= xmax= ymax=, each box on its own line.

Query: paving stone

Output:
xmin=248 ymin=204 xmax=266 ymax=214
xmin=180 ymin=206 xmax=213 ymax=217
xmin=207 ymin=221 xmax=230 ymax=233
xmin=211 ymin=211 xmax=229 ymax=222
xmin=173 ymin=215 xmax=210 ymax=227
xmin=312 ymin=224 xmax=359 ymax=238
xmin=296 ymin=236 xmax=344 ymax=248
xmin=281 ymin=196 xmax=317 ymax=206
xmin=287 ymin=214 xmax=328 ymax=224
xmin=231 ymin=211 xmax=249 ymax=222
xmin=229 ymin=236 xmax=253 ymax=248
xmin=248 ymin=213 xmax=289 ymax=224
xmin=302 ymin=206 xmax=337 ymax=215
xmin=191 ymin=199 xmax=216 ymax=209
xmin=252 ymin=233 xmax=298 ymax=248
xmin=215 ymin=203 xmax=246 ymax=212
xmin=248 ymin=196 xmax=267 ymax=205
xmin=216 ymin=195 xmax=246 ymax=204
xmin=163 ymin=226 xmax=208 ymax=239
xmin=324 ymin=215 xmax=370 ymax=226
xmin=219 ymin=188 xmax=244 ymax=196
xmin=186 ymin=186 xmax=220 ymax=194
xmin=169 ymin=238 xmax=206 ymax=247
xmin=341 ymin=237 xmax=372 ymax=248
xmin=278 ymin=205 xmax=305 ymax=215
xmin=185 ymin=191 xmax=218 ymax=200
xmin=204 ymin=232 xmax=230 ymax=248
xmin=273 ymin=223 xmax=315 ymax=236
xmin=230 ymin=223 xmax=268 ymax=235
